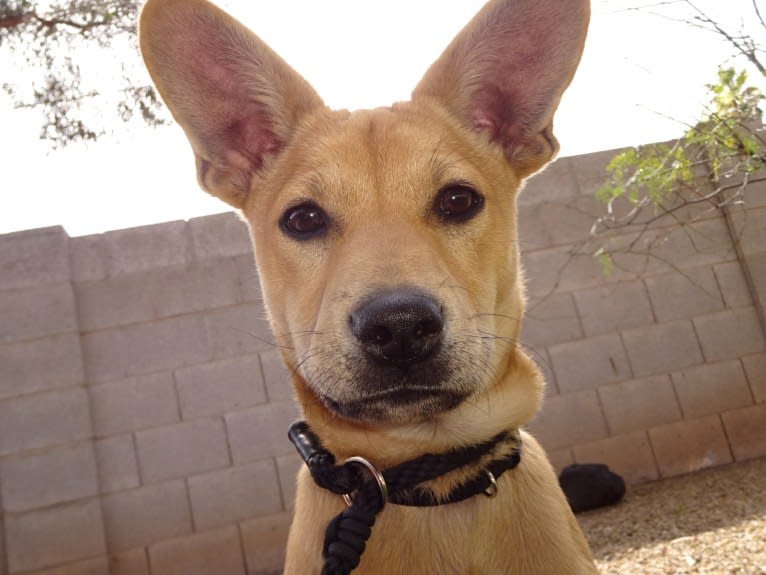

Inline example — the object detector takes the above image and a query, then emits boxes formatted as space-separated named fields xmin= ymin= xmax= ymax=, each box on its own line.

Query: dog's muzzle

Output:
xmin=315 ymin=288 xmax=473 ymax=423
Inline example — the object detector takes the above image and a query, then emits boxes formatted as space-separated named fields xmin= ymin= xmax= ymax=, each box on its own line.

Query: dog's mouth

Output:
xmin=320 ymin=385 xmax=469 ymax=423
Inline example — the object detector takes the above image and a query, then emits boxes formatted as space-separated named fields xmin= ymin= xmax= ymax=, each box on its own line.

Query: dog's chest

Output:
xmin=353 ymin=494 xmax=516 ymax=574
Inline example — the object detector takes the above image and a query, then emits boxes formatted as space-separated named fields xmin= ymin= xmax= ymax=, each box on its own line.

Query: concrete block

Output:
xmin=76 ymin=260 xmax=241 ymax=331
xmin=0 ymin=226 xmax=69 ymax=291
xmin=148 ymin=525 xmax=245 ymax=575
xmin=70 ymin=234 xmax=107 ymax=282
xmin=649 ymin=415 xmax=733 ymax=478
xmin=0 ymin=388 xmax=92 ymax=457
xmin=189 ymin=212 xmax=252 ymax=261
xmin=276 ymin=454 xmax=302 ymax=510
xmin=573 ymin=431 xmax=659 ymax=485
xmin=570 ymin=148 xmax=621 ymax=197
xmin=694 ymin=307 xmax=766 ymax=362
xmin=600 ymin=233 xmax=669 ymax=279
xmin=518 ymin=156 xmax=578 ymax=206
xmin=188 ymin=460 xmax=282 ymax=530
xmin=175 ymin=355 xmax=266 ymax=420
xmin=104 ymin=221 xmax=189 ymax=276
xmin=671 ymin=360 xmax=754 ymax=419
xmin=152 ymin=260 xmax=242 ymax=319
xmin=90 ymin=372 xmax=179 ymax=437
xmin=721 ymin=403 xmax=766 ymax=461
xmin=24 ymin=557 xmax=108 ymax=575
xmin=241 ymin=512 xmax=293 ymax=575
xmin=95 ymin=435 xmax=140 ymax=493
xmin=714 ymin=261 xmax=754 ymax=309
xmin=517 ymin=203 xmax=549 ymax=251
xmin=109 ymin=549 xmax=149 ymax=575
xmin=598 ymin=375 xmax=682 ymax=435
xmin=226 ymin=401 xmax=300 ymax=464
xmin=573 ymin=280 xmax=654 ymax=337
xmin=0 ymin=442 xmax=99 ymax=512
xmin=741 ymin=175 xmax=766 ymax=208
xmin=260 ymin=350 xmax=292 ymax=403
xmin=622 ymin=320 xmax=703 ymax=378
xmin=81 ymin=314 xmax=211 ymax=384
xmin=102 ymin=480 xmax=191 ymax=552
xmin=742 ymin=353 xmax=766 ymax=403
xmin=519 ymin=196 xmax=598 ymax=250
xmin=549 ymin=334 xmax=632 ymax=393
xmin=522 ymin=293 xmax=583 ymax=348
xmin=527 ymin=390 xmax=608 ymax=451
xmin=641 ymin=217 xmax=735 ymax=272
xmin=233 ymin=254 xmax=263 ymax=303
xmin=545 ymin=195 xmax=601 ymax=247
xmin=135 ymin=419 xmax=229 ymax=484
xmin=5 ymin=499 xmax=106 ymax=573
xmin=75 ymin=274 xmax=155 ymax=331
xmin=520 ymin=246 xmax=572 ymax=296
xmin=0 ymin=333 xmax=83 ymax=401
xmin=645 ymin=267 xmax=724 ymax=322
xmin=727 ymin=205 xmax=766 ymax=255
xmin=204 ymin=304 xmax=273 ymax=360
xmin=0 ymin=284 xmax=77 ymax=344
xmin=522 ymin=247 xmax=610 ymax=298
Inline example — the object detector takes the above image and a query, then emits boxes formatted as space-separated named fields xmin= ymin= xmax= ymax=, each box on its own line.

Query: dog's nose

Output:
xmin=349 ymin=290 xmax=444 ymax=368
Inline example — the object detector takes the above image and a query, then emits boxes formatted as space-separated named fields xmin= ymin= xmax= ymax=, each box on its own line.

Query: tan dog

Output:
xmin=140 ymin=0 xmax=596 ymax=573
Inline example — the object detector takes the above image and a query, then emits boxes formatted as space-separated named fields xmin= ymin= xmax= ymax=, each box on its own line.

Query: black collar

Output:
xmin=288 ymin=420 xmax=523 ymax=575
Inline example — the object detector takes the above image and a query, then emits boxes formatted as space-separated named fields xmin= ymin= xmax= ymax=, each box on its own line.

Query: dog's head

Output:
xmin=140 ymin=0 xmax=588 ymax=440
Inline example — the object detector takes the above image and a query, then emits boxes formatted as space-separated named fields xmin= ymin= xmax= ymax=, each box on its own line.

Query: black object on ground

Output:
xmin=559 ymin=463 xmax=626 ymax=513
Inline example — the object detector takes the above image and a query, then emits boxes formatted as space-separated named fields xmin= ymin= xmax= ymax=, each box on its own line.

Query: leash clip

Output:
xmin=342 ymin=456 xmax=389 ymax=509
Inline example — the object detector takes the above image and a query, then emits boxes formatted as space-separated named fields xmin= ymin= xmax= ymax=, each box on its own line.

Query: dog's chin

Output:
xmin=320 ymin=387 xmax=469 ymax=425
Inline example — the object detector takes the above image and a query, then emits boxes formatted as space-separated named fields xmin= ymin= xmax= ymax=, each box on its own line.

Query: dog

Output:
xmin=140 ymin=0 xmax=596 ymax=572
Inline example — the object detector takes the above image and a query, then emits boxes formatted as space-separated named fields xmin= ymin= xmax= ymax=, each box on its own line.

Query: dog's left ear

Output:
xmin=413 ymin=0 xmax=589 ymax=178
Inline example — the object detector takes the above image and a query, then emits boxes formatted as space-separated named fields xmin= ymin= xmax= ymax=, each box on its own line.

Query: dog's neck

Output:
xmin=291 ymin=346 xmax=543 ymax=476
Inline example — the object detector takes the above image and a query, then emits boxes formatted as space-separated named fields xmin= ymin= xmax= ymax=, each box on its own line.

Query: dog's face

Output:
xmin=140 ymin=0 xmax=588 ymax=429
xmin=247 ymin=103 xmax=524 ymax=423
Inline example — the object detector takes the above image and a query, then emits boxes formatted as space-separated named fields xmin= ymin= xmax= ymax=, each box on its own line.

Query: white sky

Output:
xmin=1 ymin=0 xmax=763 ymax=237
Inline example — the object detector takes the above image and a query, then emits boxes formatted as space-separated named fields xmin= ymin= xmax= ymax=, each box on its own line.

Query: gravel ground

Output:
xmin=578 ymin=457 xmax=766 ymax=575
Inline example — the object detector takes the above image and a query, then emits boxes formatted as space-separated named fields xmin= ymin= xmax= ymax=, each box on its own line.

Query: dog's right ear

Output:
xmin=413 ymin=0 xmax=589 ymax=179
xmin=139 ymin=0 xmax=325 ymax=208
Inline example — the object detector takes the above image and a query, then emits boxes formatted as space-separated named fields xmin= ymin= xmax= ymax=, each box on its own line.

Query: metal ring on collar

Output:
xmin=483 ymin=470 xmax=499 ymax=498
xmin=342 ymin=456 xmax=388 ymax=509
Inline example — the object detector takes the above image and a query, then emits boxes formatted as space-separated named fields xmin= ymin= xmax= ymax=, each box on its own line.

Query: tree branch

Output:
xmin=753 ymin=0 xmax=766 ymax=34
xmin=0 ymin=10 xmax=109 ymax=33
xmin=684 ymin=0 xmax=766 ymax=75
xmin=0 ymin=13 xmax=33 ymax=29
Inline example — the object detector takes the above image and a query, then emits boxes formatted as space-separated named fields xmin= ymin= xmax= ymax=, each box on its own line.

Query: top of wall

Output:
xmin=0 ymin=212 xmax=253 ymax=292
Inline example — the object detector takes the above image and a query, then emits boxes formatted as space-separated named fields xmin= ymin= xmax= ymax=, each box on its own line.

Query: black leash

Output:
xmin=288 ymin=421 xmax=523 ymax=575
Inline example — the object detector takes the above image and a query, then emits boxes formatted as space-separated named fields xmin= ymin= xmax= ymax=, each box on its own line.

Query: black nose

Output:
xmin=349 ymin=290 xmax=444 ymax=369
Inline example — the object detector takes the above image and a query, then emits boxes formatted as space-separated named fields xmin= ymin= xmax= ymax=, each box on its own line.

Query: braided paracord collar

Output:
xmin=288 ymin=420 xmax=523 ymax=575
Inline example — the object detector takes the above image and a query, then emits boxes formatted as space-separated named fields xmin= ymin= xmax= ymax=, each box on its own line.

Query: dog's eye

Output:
xmin=280 ymin=203 xmax=328 ymax=239
xmin=436 ymin=184 xmax=484 ymax=222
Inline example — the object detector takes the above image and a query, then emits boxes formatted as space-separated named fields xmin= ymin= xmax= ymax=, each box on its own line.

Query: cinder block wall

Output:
xmin=0 ymin=147 xmax=764 ymax=575
xmin=0 ymin=215 xmax=297 ymax=575
xmin=520 ymin=149 xmax=766 ymax=485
